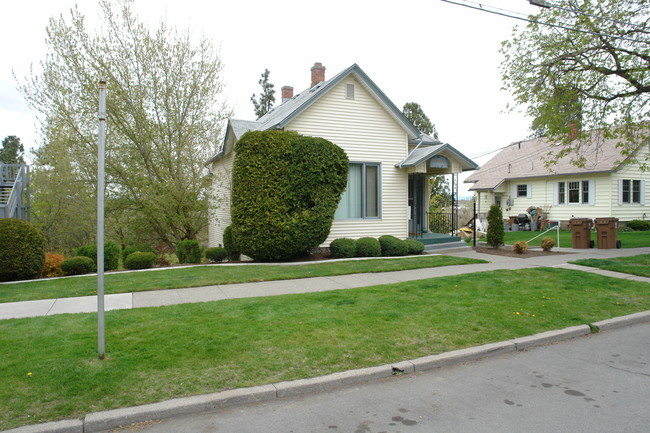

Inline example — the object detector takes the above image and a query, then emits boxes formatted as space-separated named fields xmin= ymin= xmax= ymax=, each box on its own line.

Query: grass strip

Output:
xmin=0 ymin=255 xmax=485 ymax=304
xmin=1 ymin=267 xmax=649 ymax=430
xmin=570 ymin=254 xmax=650 ymax=278
xmin=502 ymin=230 xmax=650 ymax=248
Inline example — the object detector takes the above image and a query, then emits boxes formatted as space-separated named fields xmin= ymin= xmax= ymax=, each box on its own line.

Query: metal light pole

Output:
xmin=97 ymin=81 xmax=107 ymax=360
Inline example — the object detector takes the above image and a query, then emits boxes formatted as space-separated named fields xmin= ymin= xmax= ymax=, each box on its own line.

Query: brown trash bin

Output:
xmin=569 ymin=218 xmax=593 ymax=249
xmin=594 ymin=217 xmax=620 ymax=249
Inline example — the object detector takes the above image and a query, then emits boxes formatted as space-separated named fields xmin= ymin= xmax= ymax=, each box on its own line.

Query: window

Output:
xmin=620 ymin=179 xmax=644 ymax=204
xmin=334 ymin=163 xmax=380 ymax=219
xmin=517 ymin=184 xmax=528 ymax=197
xmin=346 ymin=83 xmax=355 ymax=99
xmin=556 ymin=180 xmax=593 ymax=205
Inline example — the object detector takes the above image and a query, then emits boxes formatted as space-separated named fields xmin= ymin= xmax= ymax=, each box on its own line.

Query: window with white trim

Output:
xmin=620 ymin=179 xmax=644 ymax=204
xmin=555 ymin=180 xmax=593 ymax=205
xmin=517 ymin=184 xmax=528 ymax=197
xmin=335 ymin=163 xmax=380 ymax=219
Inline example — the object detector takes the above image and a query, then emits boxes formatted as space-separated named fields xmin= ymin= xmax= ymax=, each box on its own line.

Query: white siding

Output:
xmin=208 ymin=150 xmax=235 ymax=247
xmin=610 ymin=146 xmax=650 ymax=221
xmin=286 ymin=76 xmax=409 ymax=245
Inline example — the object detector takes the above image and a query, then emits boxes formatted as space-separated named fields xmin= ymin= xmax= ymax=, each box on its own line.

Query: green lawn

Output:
xmin=1 ymin=268 xmax=649 ymax=430
xmin=503 ymin=229 xmax=650 ymax=248
xmin=0 ymin=255 xmax=486 ymax=304
xmin=571 ymin=254 xmax=650 ymax=278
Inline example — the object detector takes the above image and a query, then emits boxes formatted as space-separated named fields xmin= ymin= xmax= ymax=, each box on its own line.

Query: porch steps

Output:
xmin=409 ymin=233 xmax=469 ymax=252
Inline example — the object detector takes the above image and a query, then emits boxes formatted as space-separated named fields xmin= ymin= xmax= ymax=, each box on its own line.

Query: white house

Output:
xmin=465 ymin=128 xmax=650 ymax=227
xmin=206 ymin=63 xmax=477 ymax=248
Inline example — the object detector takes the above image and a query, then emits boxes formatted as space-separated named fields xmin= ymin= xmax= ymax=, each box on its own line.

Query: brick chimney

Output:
xmin=311 ymin=62 xmax=326 ymax=87
xmin=568 ymin=121 xmax=580 ymax=140
xmin=281 ymin=86 xmax=294 ymax=103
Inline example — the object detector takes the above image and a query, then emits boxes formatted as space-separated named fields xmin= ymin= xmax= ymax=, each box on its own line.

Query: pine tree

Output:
xmin=486 ymin=205 xmax=505 ymax=248
xmin=251 ymin=69 xmax=276 ymax=119
xmin=0 ymin=136 xmax=25 ymax=164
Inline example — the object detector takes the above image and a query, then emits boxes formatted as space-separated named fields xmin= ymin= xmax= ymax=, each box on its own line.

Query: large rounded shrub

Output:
xmin=124 ymin=252 xmax=158 ymax=270
xmin=205 ymin=247 xmax=228 ymax=263
xmin=0 ymin=219 xmax=46 ymax=281
xmin=60 ymin=256 xmax=95 ymax=275
xmin=75 ymin=241 xmax=120 ymax=271
xmin=355 ymin=237 xmax=381 ymax=257
xmin=121 ymin=245 xmax=155 ymax=263
xmin=329 ymin=238 xmax=357 ymax=259
xmin=405 ymin=239 xmax=425 ymax=255
xmin=379 ymin=235 xmax=408 ymax=256
xmin=231 ymin=130 xmax=348 ymax=261
xmin=176 ymin=239 xmax=202 ymax=264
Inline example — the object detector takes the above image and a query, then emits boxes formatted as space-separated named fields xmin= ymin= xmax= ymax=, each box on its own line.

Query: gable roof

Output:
xmin=207 ymin=64 xmax=425 ymax=164
xmin=397 ymin=143 xmax=478 ymax=171
xmin=465 ymin=129 xmax=631 ymax=191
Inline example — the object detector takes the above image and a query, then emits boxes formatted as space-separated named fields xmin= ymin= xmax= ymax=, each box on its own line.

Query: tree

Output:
xmin=18 ymin=0 xmax=231 ymax=249
xmin=486 ymin=204 xmax=505 ymax=248
xmin=0 ymin=136 xmax=25 ymax=164
xmin=501 ymin=0 xmax=650 ymax=167
xmin=402 ymin=102 xmax=450 ymax=211
xmin=251 ymin=69 xmax=276 ymax=119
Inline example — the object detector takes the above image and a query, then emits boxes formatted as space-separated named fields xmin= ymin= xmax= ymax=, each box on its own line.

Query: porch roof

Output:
xmin=397 ymin=143 xmax=478 ymax=172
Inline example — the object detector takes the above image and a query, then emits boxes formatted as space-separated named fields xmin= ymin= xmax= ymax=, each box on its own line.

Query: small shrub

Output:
xmin=486 ymin=205 xmax=505 ymax=248
xmin=405 ymin=239 xmax=425 ymax=255
xmin=41 ymin=253 xmax=65 ymax=278
xmin=379 ymin=235 xmax=408 ymax=256
xmin=124 ymin=252 xmax=158 ymax=270
xmin=205 ymin=247 xmax=229 ymax=263
xmin=0 ymin=219 xmax=46 ymax=282
xmin=355 ymin=237 xmax=381 ymax=257
xmin=176 ymin=239 xmax=202 ymax=264
xmin=121 ymin=245 xmax=155 ymax=263
xmin=540 ymin=237 xmax=555 ymax=251
xmin=223 ymin=225 xmax=241 ymax=261
xmin=513 ymin=240 xmax=529 ymax=254
xmin=60 ymin=256 xmax=95 ymax=275
xmin=329 ymin=238 xmax=357 ymax=258
xmin=627 ymin=219 xmax=650 ymax=231
xmin=75 ymin=241 xmax=120 ymax=271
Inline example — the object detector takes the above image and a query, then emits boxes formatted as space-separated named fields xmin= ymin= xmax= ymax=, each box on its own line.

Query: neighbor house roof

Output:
xmin=465 ymin=129 xmax=630 ymax=191
xmin=206 ymin=64 xmax=426 ymax=164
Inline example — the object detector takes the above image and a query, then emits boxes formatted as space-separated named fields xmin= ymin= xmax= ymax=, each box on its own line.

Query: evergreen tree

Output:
xmin=0 ymin=136 xmax=25 ymax=164
xmin=486 ymin=204 xmax=505 ymax=248
xmin=402 ymin=102 xmax=438 ymax=139
xmin=251 ymin=69 xmax=276 ymax=119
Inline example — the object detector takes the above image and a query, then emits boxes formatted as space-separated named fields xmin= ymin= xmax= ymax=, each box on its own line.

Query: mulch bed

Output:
xmin=472 ymin=245 xmax=572 ymax=258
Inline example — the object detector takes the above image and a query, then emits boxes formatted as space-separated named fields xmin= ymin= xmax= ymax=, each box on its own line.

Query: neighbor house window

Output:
xmin=556 ymin=180 xmax=593 ymax=205
xmin=568 ymin=181 xmax=580 ymax=203
xmin=620 ymin=179 xmax=643 ymax=204
xmin=517 ymin=184 xmax=528 ymax=197
xmin=558 ymin=182 xmax=566 ymax=204
xmin=335 ymin=163 xmax=380 ymax=219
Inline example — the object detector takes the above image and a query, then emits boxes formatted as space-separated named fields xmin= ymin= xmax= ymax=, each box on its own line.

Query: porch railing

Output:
xmin=0 ymin=163 xmax=30 ymax=221
xmin=428 ymin=212 xmax=458 ymax=236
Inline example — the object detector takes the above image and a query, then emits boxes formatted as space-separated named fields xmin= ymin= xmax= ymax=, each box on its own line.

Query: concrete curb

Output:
xmin=4 ymin=313 xmax=649 ymax=433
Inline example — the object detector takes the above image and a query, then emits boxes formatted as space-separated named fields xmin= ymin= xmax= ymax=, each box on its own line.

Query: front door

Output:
xmin=408 ymin=174 xmax=426 ymax=236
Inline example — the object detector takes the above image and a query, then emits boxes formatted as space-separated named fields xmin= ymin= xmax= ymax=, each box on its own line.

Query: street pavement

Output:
xmin=113 ymin=322 xmax=650 ymax=433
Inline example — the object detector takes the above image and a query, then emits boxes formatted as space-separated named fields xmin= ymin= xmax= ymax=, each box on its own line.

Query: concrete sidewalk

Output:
xmin=1 ymin=246 xmax=649 ymax=321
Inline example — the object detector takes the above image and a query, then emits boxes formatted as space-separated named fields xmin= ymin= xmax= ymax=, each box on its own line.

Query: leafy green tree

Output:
xmin=501 ymin=0 xmax=650 ymax=167
xmin=402 ymin=102 xmax=438 ymax=139
xmin=0 ymin=136 xmax=25 ymax=164
xmin=18 ymin=1 xmax=231 ymax=249
xmin=251 ymin=69 xmax=276 ymax=119
xmin=486 ymin=204 xmax=505 ymax=248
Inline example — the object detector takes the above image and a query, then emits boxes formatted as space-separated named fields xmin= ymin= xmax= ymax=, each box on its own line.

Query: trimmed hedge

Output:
xmin=0 ymin=219 xmax=46 ymax=282
xmin=379 ymin=235 xmax=408 ymax=256
xmin=121 ymin=245 xmax=155 ymax=263
xmin=124 ymin=252 xmax=158 ymax=270
xmin=223 ymin=225 xmax=240 ymax=261
xmin=627 ymin=219 xmax=650 ymax=231
xmin=355 ymin=237 xmax=381 ymax=257
xmin=405 ymin=239 xmax=425 ymax=255
xmin=205 ymin=247 xmax=228 ymax=263
xmin=330 ymin=238 xmax=357 ymax=259
xmin=231 ymin=130 xmax=348 ymax=261
xmin=60 ymin=256 xmax=95 ymax=275
xmin=176 ymin=240 xmax=202 ymax=264
xmin=75 ymin=241 xmax=120 ymax=271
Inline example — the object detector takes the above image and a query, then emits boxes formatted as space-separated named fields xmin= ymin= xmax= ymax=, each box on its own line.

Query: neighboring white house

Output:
xmin=465 ymin=128 xmax=650 ymax=226
xmin=206 ymin=63 xmax=478 ymax=248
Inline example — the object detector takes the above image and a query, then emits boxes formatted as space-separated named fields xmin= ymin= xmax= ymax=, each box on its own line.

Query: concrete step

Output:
xmin=423 ymin=241 xmax=470 ymax=252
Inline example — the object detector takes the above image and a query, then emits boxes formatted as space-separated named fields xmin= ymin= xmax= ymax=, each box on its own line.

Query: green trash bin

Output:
xmin=569 ymin=218 xmax=593 ymax=249
xmin=594 ymin=218 xmax=620 ymax=249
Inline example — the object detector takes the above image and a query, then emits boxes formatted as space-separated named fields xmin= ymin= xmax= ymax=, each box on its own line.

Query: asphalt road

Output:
xmin=117 ymin=322 xmax=650 ymax=433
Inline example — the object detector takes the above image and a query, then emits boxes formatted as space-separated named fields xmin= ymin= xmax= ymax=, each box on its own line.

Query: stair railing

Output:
xmin=0 ymin=163 xmax=28 ymax=220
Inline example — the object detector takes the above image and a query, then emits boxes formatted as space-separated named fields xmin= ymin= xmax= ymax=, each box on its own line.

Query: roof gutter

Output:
xmin=398 ymin=135 xmax=425 ymax=168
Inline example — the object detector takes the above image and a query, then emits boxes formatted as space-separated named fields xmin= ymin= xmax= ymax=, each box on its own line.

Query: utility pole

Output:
xmin=97 ymin=81 xmax=106 ymax=360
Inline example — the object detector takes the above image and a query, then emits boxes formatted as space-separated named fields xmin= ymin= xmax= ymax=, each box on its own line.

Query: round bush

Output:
xmin=540 ymin=237 xmax=555 ymax=251
xmin=231 ymin=130 xmax=348 ymax=261
xmin=405 ymin=239 xmax=425 ymax=255
xmin=379 ymin=235 xmax=408 ymax=256
xmin=627 ymin=219 xmax=650 ymax=231
xmin=176 ymin=239 xmax=202 ymax=264
xmin=355 ymin=237 xmax=381 ymax=257
xmin=41 ymin=252 xmax=65 ymax=278
xmin=124 ymin=252 xmax=158 ymax=270
xmin=205 ymin=247 xmax=229 ymax=263
xmin=121 ymin=245 xmax=155 ymax=263
xmin=60 ymin=256 xmax=95 ymax=275
xmin=223 ymin=225 xmax=241 ymax=261
xmin=513 ymin=240 xmax=529 ymax=254
xmin=0 ymin=219 xmax=46 ymax=282
xmin=75 ymin=241 xmax=120 ymax=271
xmin=329 ymin=238 xmax=357 ymax=258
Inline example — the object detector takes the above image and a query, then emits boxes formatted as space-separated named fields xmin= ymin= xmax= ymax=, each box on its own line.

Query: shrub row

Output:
xmin=329 ymin=236 xmax=424 ymax=259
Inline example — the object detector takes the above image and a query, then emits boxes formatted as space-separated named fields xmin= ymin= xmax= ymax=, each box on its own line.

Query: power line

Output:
xmin=440 ymin=0 xmax=643 ymax=44
xmin=529 ymin=0 xmax=647 ymax=30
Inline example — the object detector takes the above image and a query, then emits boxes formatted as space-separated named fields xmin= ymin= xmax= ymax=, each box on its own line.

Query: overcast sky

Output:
xmin=0 ymin=0 xmax=541 ymax=196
